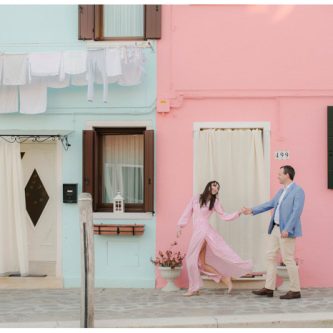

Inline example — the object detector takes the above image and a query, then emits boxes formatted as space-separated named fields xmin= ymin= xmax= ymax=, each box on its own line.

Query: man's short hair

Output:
xmin=280 ymin=165 xmax=295 ymax=180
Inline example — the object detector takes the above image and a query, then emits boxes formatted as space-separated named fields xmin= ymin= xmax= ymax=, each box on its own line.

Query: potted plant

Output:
xmin=151 ymin=241 xmax=185 ymax=292
xmin=276 ymin=258 xmax=300 ymax=291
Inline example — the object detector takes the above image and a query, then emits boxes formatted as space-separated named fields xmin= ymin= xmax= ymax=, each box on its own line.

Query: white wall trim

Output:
xmin=55 ymin=141 xmax=63 ymax=279
xmin=193 ymin=122 xmax=271 ymax=198
xmin=85 ymin=120 xmax=153 ymax=130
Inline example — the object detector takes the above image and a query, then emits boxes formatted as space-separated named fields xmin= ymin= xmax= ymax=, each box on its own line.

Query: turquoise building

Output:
xmin=0 ymin=5 xmax=160 ymax=288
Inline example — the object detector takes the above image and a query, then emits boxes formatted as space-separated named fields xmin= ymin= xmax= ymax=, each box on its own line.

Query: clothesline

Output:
xmin=0 ymin=46 xmax=146 ymax=114
xmin=0 ymin=40 xmax=153 ymax=49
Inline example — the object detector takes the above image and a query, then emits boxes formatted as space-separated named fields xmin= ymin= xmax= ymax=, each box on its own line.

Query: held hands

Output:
xmin=241 ymin=207 xmax=253 ymax=215
xmin=281 ymin=231 xmax=289 ymax=238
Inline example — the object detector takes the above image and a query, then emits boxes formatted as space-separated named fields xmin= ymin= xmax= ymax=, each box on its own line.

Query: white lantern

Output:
xmin=113 ymin=191 xmax=124 ymax=214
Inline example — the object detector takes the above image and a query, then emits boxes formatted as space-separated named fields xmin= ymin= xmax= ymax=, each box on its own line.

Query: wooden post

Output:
xmin=78 ymin=193 xmax=94 ymax=328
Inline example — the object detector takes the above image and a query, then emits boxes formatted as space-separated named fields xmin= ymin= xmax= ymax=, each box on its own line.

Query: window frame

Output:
xmin=95 ymin=5 xmax=145 ymax=41
xmin=79 ymin=4 xmax=161 ymax=41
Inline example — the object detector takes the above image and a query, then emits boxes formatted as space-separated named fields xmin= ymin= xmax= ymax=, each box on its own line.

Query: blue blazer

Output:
xmin=252 ymin=183 xmax=305 ymax=238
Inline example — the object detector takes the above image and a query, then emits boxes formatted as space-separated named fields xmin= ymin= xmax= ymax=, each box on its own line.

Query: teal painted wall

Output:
xmin=0 ymin=5 xmax=157 ymax=288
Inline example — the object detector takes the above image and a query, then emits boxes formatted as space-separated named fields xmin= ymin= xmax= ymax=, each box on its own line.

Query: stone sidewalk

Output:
xmin=0 ymin=288 xmax=332 ymax=327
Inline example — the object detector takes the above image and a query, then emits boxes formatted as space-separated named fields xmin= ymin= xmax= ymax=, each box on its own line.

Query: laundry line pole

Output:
xmin=78 ymin=193 xmax=95 ymax=328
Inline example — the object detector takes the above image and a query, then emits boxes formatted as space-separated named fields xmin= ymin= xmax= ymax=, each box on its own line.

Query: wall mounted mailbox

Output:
xmin=63 ymin=184 xmax=78 ymax=203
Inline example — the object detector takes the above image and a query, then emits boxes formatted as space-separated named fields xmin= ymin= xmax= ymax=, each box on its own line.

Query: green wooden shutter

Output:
xmin=78 ymin=5 xmax=95 ymax=40
xmin=144 ymin=130 xmax=155 ymax=212
xmin=328 ymin=107 xmax=333 ymax=189
xmin=144 ymin=5 xmax=161 ymax=39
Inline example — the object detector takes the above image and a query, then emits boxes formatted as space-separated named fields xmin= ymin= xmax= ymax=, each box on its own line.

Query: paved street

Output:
xmin=0 ymin=288 xmax=332 ymax=327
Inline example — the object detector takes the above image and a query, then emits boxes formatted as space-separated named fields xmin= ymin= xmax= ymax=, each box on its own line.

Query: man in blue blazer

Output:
xmin=243 ymin=165 xmax=305 ymax=299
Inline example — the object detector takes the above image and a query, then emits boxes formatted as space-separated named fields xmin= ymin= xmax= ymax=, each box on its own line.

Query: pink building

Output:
xmin=156 ymin=5 xmax=333 ymax=289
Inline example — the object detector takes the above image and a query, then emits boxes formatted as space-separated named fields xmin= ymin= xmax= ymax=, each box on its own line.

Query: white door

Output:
xmin=20 ymin=142 xmax=57 ymax=275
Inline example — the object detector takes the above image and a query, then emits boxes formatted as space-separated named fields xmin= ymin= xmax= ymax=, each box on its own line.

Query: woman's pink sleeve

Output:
xmin=214 ymin=199 xmax=240 ymax=221
xmin=177 ymin=197 xmax=194 ymax=229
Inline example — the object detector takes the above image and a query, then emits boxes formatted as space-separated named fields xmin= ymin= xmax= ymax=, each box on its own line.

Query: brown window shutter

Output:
xmin=144 ymin=130 xmax=155 ymax=213
xmin=144 ymin=5 xmax=161 ymax=40
xmin=93 ymin=5 xmax=103 ymax=41
xmin=82 ymin=130 xmax=95 ymax=208
xmin=78 ymin=5 xmax=95 ymax=40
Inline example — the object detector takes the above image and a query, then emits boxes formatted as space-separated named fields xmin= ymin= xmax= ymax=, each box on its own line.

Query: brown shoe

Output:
xmin=280 ymin=291 xmax=301 ymax=299
xmin=252 ymin=288 xmax=274 ymax=297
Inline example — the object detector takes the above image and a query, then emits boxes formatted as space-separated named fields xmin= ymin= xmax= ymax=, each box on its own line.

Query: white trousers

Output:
xmin=265 ymin=226 xmax=301 ymax=292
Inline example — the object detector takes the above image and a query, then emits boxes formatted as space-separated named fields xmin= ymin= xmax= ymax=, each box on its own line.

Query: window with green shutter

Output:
xmin=78 ymin=5 xmax=161 ymax=41
xmin=82 ymin=128 xmax=155 ymax=213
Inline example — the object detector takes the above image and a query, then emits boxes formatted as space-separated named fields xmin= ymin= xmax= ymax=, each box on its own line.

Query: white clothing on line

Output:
xmin=2 ymin=54 xmax=28 ymax=85
xmin=0 ymin=86 xmax=18 ymax=113
xmin=28 ymin=52 xmax=62 ymax=78
xmin=19 ymin=79 xmax=47 ymax=114
xmin=62 ymin=50 xmax=87 ymax=77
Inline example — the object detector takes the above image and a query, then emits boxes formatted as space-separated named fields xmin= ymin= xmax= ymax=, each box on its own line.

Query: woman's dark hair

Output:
xmin=280 ymin=165 xmax=295 ymax=181
xmin=199 ymin=180 xmax=220 ymax=210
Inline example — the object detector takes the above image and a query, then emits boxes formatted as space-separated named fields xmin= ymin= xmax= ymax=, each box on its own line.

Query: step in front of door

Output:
xmin=202 ymin=275 xmax=266 ymax=290
xmin=0 ymin=277 xmax=63 ymax=289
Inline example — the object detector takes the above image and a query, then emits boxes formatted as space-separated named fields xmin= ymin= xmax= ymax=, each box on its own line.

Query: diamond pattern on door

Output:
xmin=25 ymin=169 xmax=49 ymax=227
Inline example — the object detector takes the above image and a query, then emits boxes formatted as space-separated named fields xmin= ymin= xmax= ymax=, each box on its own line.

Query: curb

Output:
xmin=0 ymin=312 xmax=332 ymax=328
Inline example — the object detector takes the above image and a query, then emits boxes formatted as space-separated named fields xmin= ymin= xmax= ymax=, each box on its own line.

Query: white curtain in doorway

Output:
xmin=0 ymin=141 xmax=29 ymax=276
xmin=194 ymin=129 xmax=270 ymax=272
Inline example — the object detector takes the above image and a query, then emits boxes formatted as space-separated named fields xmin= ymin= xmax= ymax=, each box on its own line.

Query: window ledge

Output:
xmin=93 ymin=212 xmax=154 ymax=220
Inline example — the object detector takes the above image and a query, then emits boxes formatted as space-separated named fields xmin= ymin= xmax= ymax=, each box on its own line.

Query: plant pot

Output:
xmin=159 ymin=266 xmax=182 ymax=292
xmin=276 ymin=265 xmax=290 ymax=291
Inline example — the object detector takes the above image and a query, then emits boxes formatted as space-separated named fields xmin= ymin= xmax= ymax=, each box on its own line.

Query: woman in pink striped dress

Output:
xmin=176 ymin=181 xmax=253 ymax=296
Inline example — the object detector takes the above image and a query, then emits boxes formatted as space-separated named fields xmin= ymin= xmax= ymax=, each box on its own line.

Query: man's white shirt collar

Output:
xmin=283 ymin=182 xmax=294 ymax=190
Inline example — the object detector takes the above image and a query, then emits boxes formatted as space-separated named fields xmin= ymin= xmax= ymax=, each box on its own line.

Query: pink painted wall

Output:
xmin=156 ymin=5 xmax=333 ymax=288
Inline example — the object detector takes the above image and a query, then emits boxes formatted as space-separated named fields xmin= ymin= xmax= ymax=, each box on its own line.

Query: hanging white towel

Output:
xmin=19 ymin=80 xmax=47 ymax=114
xmin=63 ymin=50 xmax=87 ymax=76
xmin=105 ymin=48 xmax=122 ymax=77
xmin=28 ymin=52 xmax=62 ymax=78
xmin=0 ymin=86 xmax=18 ymax=113
xmin=71 ymin=73 xmax=88 ymax=86
xmin=2 ymin=54 xmax=28 ymax=85
xmin=47 ymin=75 xmax=70 ymax=88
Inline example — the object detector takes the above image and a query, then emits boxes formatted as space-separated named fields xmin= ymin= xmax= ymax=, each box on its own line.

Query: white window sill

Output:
xmin=93 ymin=212 xmax=154 ymax=220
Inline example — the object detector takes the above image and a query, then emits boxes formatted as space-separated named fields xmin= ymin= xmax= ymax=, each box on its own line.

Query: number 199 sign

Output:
xmin=275 ymin=151 xmax=289 ymax=160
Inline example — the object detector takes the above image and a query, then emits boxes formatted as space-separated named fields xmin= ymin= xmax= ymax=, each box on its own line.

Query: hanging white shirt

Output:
xmin=274 ymin=182 xmax=293 ymax=225
xmin=29 ymin=52 xmax=62 ymax=78
xmin=2 ymin=54 xmax=28 ymax=85
xmin=19 ymin=79 xmax=47 ymax=114
xmin=63 ymin=50 xmax=87 ymax=76
xmin=0 ymin=86 xmax=18 ymax=113
xmin=105 ymin=48 xmax=122 ymax=77
xmin=118 ymin=47 xmax=144 ymax=87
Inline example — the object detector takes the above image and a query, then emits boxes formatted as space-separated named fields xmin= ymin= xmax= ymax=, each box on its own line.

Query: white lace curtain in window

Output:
xmin=103 ymin=134 xmax=144 ymax=204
